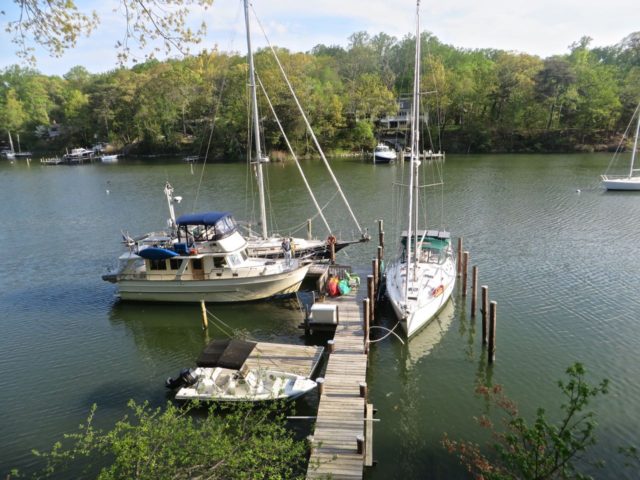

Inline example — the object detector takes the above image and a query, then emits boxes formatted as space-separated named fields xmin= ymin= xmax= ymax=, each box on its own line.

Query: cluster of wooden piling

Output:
xmin=457 ymin=237 xmax=498 ymax=363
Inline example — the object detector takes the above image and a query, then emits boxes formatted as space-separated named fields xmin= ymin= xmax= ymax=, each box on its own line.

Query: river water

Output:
xmin=1 ymin=154 xmax=638 ymax=478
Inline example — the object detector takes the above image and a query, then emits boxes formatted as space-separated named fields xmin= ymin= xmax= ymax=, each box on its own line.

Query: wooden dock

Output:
xmin=306 ymin=293 xmax=372 ymax=480
xmin=244 ymin=342 xmax=323 ymax=378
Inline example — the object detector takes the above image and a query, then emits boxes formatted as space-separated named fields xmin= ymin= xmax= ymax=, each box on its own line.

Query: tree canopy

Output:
xmin=1 ymin=26 xmax=640 ymax=155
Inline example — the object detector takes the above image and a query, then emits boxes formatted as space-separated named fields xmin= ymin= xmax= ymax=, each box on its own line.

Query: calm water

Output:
xmin=1 ymin=154 xmax=639 ymax=478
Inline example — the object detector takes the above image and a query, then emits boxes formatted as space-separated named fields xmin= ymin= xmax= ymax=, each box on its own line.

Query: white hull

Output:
xmin=386 ymin=257 xmax=456 ymax=337
xmin=601 ymin=175 xmax=640 ymax=191
xmin=175 ymin=367 xmax=316 ymax=402
xmin=117 ymin=263 xmax=310 ymax=302
xmin=246 ymin=236 xmax=326 ymax=258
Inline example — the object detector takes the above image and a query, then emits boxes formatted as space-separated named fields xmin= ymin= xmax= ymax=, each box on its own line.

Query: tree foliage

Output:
xmin=1 ymin=28 xmax=640 ymax=155
xmin=442 ymin=363 xmax=610 ymax=480
xmin=3 ymin=0 xmax=214 ymax=66
xmin=15 ymin=400 xmax=306 ymax=479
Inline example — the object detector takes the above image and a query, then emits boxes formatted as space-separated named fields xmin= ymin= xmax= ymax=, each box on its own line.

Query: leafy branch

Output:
xmin=443 ymin=363 xmax=612 ymax=480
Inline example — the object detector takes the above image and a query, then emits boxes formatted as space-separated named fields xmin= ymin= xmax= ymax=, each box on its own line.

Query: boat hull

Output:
xmin=174 ymin=367 xmax=316 ymax=402
xmin=601 ymin=176 xmax=640 ymax=191
xmin=385 ymin=257 xmax=456 ymax=337
xmin=117 ymin=264 xmax=310 ymax=302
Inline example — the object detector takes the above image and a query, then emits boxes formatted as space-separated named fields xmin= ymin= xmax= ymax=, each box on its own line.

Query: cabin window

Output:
xmin=149 ymin=259 xmax=167 ymax=270
xmin=192 ymin=259 xmax=203 ymax=270
xmin=213 ymin=256 xmax=225 ymax=268
xmin=169 ymin=259 xmax=181 ymax=270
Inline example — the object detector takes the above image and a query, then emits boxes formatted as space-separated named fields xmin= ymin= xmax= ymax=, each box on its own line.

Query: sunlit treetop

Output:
xmin=3 ymin=0 xmax=214 ymax=66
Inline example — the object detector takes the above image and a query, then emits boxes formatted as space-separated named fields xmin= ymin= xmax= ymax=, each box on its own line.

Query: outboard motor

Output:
xmin=165 ymin=368 xmax=196 ymax=389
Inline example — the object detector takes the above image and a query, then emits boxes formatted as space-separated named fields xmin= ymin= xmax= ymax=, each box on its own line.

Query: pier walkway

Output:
xmin=306 ymin=293 xmax=371 ymax=480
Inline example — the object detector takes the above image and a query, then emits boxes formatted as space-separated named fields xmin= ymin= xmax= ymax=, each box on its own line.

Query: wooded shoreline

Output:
xmin=1 ymin=31 xmax=639 ymax=156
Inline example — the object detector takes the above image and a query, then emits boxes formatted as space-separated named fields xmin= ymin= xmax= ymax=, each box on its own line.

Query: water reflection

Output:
xmin=404 ymin=300 xmax=456 ymax=369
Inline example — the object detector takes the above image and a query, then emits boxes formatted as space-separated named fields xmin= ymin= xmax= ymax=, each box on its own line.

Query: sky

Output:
xmin=0 ymin=0 xmax=638 ymax=77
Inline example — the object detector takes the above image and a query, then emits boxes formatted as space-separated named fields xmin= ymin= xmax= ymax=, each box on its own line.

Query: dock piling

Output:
xmin=200 ymin=300 xmax=208 ymax=330
xmin=471 ymin=265 xmax=478 ymax=317
xmin=307 ymin=218 xmax=312 ymax=240
xmin=359 ymin=381 xmax=367 ymax=399
xmin=488 ymin=301 xmax=497 ymax=363
xmin=457 ymin=237 xmax=463 ymax=277
xmin=363 ymin=298 xmax=370 ymax=353
xmin=316 ymin=377 xmax=325 ymax=396
xmin=461 ymin=251 xmax=469 ymax=297
xmin=367 ymin=275 xmax=375 ymax=321
xmin=481 ymin=286 xmax=489 ymax=344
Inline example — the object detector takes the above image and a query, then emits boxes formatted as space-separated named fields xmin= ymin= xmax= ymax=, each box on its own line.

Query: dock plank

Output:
xmin=306 ymin=292 xmax=371 ymax=480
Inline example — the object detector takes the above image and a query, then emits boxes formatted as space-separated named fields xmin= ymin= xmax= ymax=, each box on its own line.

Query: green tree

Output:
xmin=443 ymin=363 xmax=609 ymax=480
xmin=3 ymin=0 xmax=214 ymax=66
xmin=19 ymin=400 xmax=307 ymax=479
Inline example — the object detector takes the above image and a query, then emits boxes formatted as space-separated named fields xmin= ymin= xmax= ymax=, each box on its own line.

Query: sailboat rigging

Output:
xmin=385 ymin=0 xmax=456 ymax=338
xmin=601 ymin=102 xmax=640 ymax=190
xmin=240 ymin=0 xmax=369 ymax=259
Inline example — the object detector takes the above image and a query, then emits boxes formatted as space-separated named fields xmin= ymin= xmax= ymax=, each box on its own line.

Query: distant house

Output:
xmin=379 ymin=96 xmax=428 ymax=130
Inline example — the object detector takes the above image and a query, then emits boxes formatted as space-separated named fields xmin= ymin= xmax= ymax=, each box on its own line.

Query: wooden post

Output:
xmin=471 ymin=265 xmax=478 ymax=317
xmin=304 ymin=306 xmax=310 ymax=336
xmin=330 ymin=241 xmax=336 ymax=264
xmin=457 ymin=237 xmax=463 ymax=277
xmin=307 ymin=218 xmax=312 ymax=240
xmin=367 ymin=275 xmax=375 ymax=321
xmin=357 ymin=434 xmax=365 ymax=455
xmin=488 ymin=301 xmax=497 ymax=363
xmin=307 ymin=435 xmax=315 ymax=456
xmin=316 ymin=377 xmax=325 ymax=396
xmin=363 ymin=298 xmax=370 ymax=353
xmin=359 ymin=381 xmax=368 ymax=398
xmin=377 ymin=245 xmax=384 ymax=278
xmin=372 ymin=258 xmax=379 ymax=297
xmin=327 ymin=339 xmax=335 ymax=354
xmin=461 ymin=251 xmax=469 ymax=297
xmin=481 ymin=286 xmax=488 ymax=345
xmin=378 ymin=219 xmax=384 ymax=257
xmin=200 ymin=300 xmax=208 ymax=330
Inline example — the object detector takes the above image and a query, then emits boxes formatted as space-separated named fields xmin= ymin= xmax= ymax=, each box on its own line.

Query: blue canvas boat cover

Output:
xmin=176 ymin=211 xmax=232 ymax=226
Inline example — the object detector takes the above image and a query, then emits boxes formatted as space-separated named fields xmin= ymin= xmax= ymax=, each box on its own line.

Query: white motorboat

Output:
xmin=373 ymin=143 xmax=396 ymax=163
xmin=601 ymin=103 xmax=640 ymax=191
xmin=166 ymin=339 xmax=317 ymax=402
xmin=385 ymin=1 xmax=456 ymax=338
xmin=104 ymin=210 xmax=310 ymax=302
xmin=63 ymin=147 xmax=94 ymax=163
xmin=100 ymin=154 xmax=119 ymax=163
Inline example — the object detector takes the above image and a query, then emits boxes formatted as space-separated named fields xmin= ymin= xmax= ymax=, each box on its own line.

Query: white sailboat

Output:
xmin=385 ymin=0 xmax=456 ymax=338
xmin=240 ymin=0 xmax=368 ymax=259
xmin=601 ymin=103 xmax=640 ymax=191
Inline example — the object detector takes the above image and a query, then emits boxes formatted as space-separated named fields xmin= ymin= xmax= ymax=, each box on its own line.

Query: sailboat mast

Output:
xmin=244 ymin=0 xmax=268 ymax=239
xmin=405 ymin=0 xmax=421 ymax=301
xmin=630 ymin=109 xmax=640 ymax=177
xmin=412 ymin=0 xmax=422 ymax=267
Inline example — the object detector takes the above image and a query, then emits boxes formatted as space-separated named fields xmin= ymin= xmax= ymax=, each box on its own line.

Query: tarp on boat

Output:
xmin=176 ymin=212 xmax=232 ymax=226
xmin=196 ymin=339 xmax=257 ymax=370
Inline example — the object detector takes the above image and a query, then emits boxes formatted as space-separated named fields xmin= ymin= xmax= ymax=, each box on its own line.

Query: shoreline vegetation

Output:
xmin=1 ymin=32 xmax=639 ymax=157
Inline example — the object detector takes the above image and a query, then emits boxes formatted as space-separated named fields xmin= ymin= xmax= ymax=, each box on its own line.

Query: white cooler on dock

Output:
xmin=309 ymin=304 xmax=338 ymax=324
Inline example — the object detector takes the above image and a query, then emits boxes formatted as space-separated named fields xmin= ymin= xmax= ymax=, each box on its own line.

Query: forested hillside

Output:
xmin=1 ymin=31 xmax=639 ymax=155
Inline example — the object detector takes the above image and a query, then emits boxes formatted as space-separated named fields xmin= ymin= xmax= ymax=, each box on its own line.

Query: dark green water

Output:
xmin=1 ymin=154 xmax=638 ymax=478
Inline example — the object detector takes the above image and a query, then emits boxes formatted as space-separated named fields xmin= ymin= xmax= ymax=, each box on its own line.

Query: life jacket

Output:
xmin=327 ymin=277 xmax=340 ymax=296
